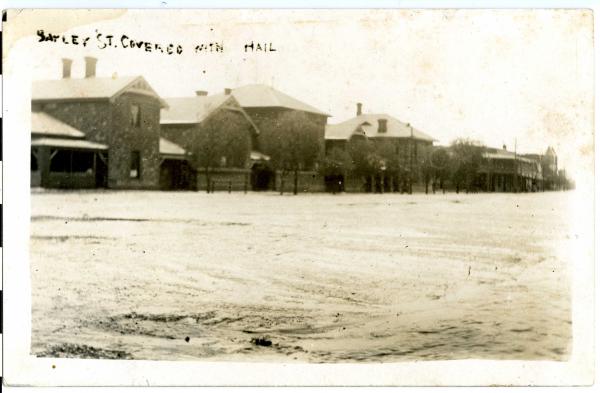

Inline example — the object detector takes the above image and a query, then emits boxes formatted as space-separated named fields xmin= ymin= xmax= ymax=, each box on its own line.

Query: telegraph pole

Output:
xmin=409 ymin=124 xmax=414 ymax=194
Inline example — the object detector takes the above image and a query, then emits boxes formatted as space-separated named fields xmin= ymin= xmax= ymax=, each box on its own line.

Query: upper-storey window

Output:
xmin=130 ymin=104 xmax=141 ymax=127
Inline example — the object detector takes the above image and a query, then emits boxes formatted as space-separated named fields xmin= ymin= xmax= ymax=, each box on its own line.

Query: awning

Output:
xmin=250 ymin=150 xmax=270 ymax=161
xmin=160 ymin=137 xmax=187 ymax=160
xmin=31 ymin=137 xmax=108 ymax=151
xmin=31 ymin=111 xmax=86 ymax=139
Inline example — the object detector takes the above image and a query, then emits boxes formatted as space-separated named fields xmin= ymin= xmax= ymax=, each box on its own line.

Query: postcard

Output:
xmin=1 ymin=7 xmax=595 ymax=386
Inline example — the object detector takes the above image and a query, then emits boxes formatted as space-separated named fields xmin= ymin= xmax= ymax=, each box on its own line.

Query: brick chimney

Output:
xmin=195 ymin=90 xmax=208 ymax=96
xmin=377 ymin=118 xmax=387 ymax=133
xmin=84 ymin=56 xmax=97 ymax=78
xmin=61 ymin=58 xmax=72 ymax=79
xmin=224 ymin=88 xmax=232 ymax=95
xmin=356 ymin=102 xmax=363 ymax=116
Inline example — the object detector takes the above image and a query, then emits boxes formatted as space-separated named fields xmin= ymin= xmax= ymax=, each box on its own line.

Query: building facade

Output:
xmin=31 ymin=57 xmax=167 ymax=189
xmin=160 ymin=90 xmax=265 ymax=191
xmin=478 ymin=146 xmax=544 ymax=192
xmin=324 ymin=103 xmax=435 ymax=193
xmin=231 ymin=84 xmax=329 ymax=192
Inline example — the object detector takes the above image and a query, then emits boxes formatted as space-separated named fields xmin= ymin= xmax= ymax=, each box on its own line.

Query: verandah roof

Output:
xmin=31 ymin=112 xmax=85 ymax=139
xmin=31 ymin=137 xmax=108 ymax=151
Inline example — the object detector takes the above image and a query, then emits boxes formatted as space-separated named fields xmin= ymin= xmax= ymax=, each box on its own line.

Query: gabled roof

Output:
xmin=159 ymin=137 xmax=186 ymax=157
xmin=160 ymin=94 xmax=232 ymax=124
xmin=32 ymin=76 xmax=168 ymax=108
xmin=231 ymin=84 xmax=329 ymax=116
xmin=325 ymin=114 xmax=435 ymax=142
xmin=31 ymin=111 xmax=85 ymax=138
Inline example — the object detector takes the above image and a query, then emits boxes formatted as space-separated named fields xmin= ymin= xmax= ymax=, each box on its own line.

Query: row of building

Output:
xmin=30 ymin=57 xmax=563 ymax=193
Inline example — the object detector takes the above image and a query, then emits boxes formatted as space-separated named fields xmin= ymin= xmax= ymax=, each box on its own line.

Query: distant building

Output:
xmin=479 ymin=145 xmax=544 ymax=192
xmin=543 ymin=146 xmax=558 ymax=176
xmin=31 ymin=57 xmax=167 ymax=189
xmin=324 ymin=103 xmax=435 ymax=192
xmin=522 ymin=147 xmax=560 ymax=191
xmin=160 ymin=90 xmax=265 ymax=191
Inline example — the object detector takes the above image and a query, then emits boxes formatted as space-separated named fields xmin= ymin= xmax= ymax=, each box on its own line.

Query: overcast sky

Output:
xmin=10 ymin=9 xmax=594 ymax=177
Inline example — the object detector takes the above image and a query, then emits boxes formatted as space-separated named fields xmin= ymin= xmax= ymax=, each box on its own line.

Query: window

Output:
xmin=49 ymin=149 xmax=94 ymax=173
xmin=130 ymin=150 xmax=141 ymax=179
xmin=130 ymin=104 xmax=141 ymax=127
xmin=71 ymin=151 xmax=94 ymax=173
xmin=377 ymin=119 xmax=387 ymax=133
xmin=49 ymin=150 xmax=71 ymax=172
xmin=31 ymin=150 xmax=39 ymax=171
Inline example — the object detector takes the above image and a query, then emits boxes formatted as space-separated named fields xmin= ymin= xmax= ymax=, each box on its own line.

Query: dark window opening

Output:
xmin=72 ymin=151 xmax=94 ymax=172
xmin=131 ymin=104 xmax=141 ymax=127
xmin=31 ymin=151 xmax=39 ymax=171
xmin=130 ymin=150 xmax=141 ymax=179
xmin=50 ymin=150 xmax=71 ymax=172
xmin=49 ymin=149 xmax=94 ymax=173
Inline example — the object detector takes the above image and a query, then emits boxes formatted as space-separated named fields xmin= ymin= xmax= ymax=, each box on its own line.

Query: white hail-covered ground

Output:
xmin=30 ymin=190 xmax=573 ymax=362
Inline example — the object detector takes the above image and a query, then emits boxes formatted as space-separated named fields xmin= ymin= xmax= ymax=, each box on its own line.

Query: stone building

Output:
xmin=231 ymin=84 xmax=329 ymax=192
xmin=31 ymin=57 xmax=167 ymax=189
xmin=324 ymin=103 xmax=435 ymax=193
xmin=160 ymin=90 xmax=265 ymax=191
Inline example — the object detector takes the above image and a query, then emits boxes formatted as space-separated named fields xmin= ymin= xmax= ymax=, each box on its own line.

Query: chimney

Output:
xmin=224 ymin=88 xmax=232 ymax=95
xmin=61 ymin=58 xmax=72 ymax=78
xmin=377 ymin=118 xmax=388 ymax=133
xmin=356 ymin=102 xmax=363 ymax=116
xmin=84 ymin=56 xmax=97 ymax=78
xmin=195 ymin=90 xmax=208 ymax=96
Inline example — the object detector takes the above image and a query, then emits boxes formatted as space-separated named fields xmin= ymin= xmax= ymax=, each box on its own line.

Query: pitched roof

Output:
xmin=231 ymin=84 xmax=329 ymax=116
xmin=159 ymin=137 xmax=186 ymax=157
xmin=325 ymin=114 xmax=435 ymax=142
xmin=32 ymin=76 xmax=167 ymax=107
xmin=160 ymin=94 xmax=231 ymax=124
xmin=31 ymin=137 xmax=108 ymax=151
xmin=31 ymin=111 xmax=85 ymax=138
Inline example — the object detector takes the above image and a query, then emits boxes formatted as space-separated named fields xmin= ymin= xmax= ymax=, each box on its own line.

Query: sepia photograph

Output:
xmin=1 ymin=5 xmax=596 ymax=386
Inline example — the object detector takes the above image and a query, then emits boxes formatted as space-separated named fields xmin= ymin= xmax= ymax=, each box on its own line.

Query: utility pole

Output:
xmin=409 ymin=124 xmax=414 ymax=194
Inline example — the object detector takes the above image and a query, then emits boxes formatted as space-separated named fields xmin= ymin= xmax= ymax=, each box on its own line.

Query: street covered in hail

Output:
xmin=30 ymin=190 xmax=572 ymax=362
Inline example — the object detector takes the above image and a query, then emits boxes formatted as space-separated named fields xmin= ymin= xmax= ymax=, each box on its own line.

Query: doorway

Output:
xmin=251 ymin=162 xmax=274 ymax=191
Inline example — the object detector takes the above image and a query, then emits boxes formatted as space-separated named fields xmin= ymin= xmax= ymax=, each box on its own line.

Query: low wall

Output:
xmin=274 ymin=171 xmax=325 ymax=193
xmin=344 ymin=176 xmax=367 ymax=193
xmin=196 ymin=168 xmax=251 ymax=192
xmin=44 ymin=172 xmax=97 ymax=189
